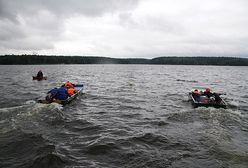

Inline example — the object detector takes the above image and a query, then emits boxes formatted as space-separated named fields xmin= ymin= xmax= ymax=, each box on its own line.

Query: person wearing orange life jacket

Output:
xmin=67 ymin=87 xmax=76 ymax=96
xmin=193 ymin=89 xmax=201 ymax=95
xmin=192 ymin=89 xmax=201 ymax=102
xmin=62 ymin=81 xmax=75 ymax=88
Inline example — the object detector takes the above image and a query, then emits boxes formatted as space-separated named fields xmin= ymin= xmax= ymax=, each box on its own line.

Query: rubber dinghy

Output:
xmin=38 ymin=84 xmax=84 ymax=105
xmin=33 ymin=76 xmax=48 ymax=81
xmin=189 ymin=90 xmax=227 ymax=108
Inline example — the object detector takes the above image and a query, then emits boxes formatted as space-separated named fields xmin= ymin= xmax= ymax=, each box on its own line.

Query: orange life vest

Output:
xmin=193 ymin=90 xmax=200 ymax=95
xmin=67 ymin=88 xmax=75 ymax=96
xmin=64 ymin=81 xmax=74 ymax=88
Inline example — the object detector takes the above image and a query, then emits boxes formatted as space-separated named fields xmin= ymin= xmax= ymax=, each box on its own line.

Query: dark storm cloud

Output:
xmin=0 ymin=0 xmax=248 ymax=57
xmin=0 ymin=0 xmax=139 ymax=21
xmin=0 ymin=0 xmax=139 ymax=53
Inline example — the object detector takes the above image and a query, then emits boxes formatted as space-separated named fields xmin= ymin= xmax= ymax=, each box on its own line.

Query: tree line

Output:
xmin=0 ymin=54 xmax=248 ymax=66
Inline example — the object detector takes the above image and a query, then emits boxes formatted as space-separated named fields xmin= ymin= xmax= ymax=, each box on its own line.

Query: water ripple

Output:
xmin=0 ymin=65 xmax=248 ymax=167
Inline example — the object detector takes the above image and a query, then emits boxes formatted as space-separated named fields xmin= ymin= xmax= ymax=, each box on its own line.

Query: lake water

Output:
xmin=0 ymin=65 xmax=248 ymax=168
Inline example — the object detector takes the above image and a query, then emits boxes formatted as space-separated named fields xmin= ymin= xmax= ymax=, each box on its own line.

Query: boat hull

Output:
xmin=33 ymin=76 xmax=47 ymax=81
xmin=38 ymin=84 xmax=84 ymax=105
xmin=189 ymin=92 xmax=227 ymax=108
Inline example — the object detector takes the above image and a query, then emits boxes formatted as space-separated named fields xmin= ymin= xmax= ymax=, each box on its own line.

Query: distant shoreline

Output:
xmin=0 ymin=55 xmax=248 ymax=66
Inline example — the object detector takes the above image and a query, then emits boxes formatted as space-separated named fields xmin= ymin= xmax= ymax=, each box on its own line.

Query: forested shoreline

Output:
xmin=0 ymin=55 xmax=248 ymax=66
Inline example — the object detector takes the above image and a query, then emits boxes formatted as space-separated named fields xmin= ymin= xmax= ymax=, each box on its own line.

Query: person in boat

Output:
xmin=192 ymin=89 xmax=201 ymax=102
xmin=62 ymin=81 xmax=75 ymax=88
xmin=213 ymin=92 xmax=222 ymax=104
xmin=202 ymin=88 xmax=213 ymax=98
xmin=202 ymin=88 xmax=221 ymax=104
xmin=61 ymin=81 xmax=76 ymax=97
xmin=67 ymin=87 xmax=76 ymax=96
xmin=37 ymin=70 xmax=43 ymax=78
xmin=45 ymin=87 xmax=68 ymax=103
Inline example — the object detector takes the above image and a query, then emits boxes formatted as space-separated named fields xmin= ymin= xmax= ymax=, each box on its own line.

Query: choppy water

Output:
xmin=0 ymin=64 xmax=248 ymax=168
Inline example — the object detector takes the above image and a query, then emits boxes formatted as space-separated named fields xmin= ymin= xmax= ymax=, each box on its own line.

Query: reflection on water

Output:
xmin=0 ymin=65 xmax=248 ymax=168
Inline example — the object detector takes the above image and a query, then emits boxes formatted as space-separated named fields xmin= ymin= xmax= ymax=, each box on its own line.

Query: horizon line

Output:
xmin=1 ymin=54 xmax=248 ymax=59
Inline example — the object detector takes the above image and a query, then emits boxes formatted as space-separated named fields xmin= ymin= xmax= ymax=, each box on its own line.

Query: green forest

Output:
xmin=0 ymin=55 xmax=248 ymax=66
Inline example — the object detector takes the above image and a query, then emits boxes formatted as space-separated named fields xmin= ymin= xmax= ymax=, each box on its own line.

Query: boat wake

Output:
xmin=0 ymin=101 xmax=64 ymax=133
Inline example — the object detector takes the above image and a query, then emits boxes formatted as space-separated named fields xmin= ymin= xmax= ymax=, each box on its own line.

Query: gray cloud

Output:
xmin=0 ymin=0 xmax=139 ymax=53
xmin=0 ymin=0 xmax=248 ymax=58
xmin=0 ymin=0 xmax=139 ymax=21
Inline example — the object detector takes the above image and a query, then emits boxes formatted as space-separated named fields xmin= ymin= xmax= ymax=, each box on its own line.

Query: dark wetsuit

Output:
xmin=203 ymin=91 xmax=221 ymax=104
xmin=37 ymin=71 xmax=43 ymax=78
xmin=213 ymin=93 xmax=221 ymax=104
xmin=203 ymin=91 xmax=213 ymax=98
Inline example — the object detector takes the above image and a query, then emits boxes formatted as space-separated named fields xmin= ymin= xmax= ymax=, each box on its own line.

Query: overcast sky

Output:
xmin=0 ymin=0 xmax=248 ymax=58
